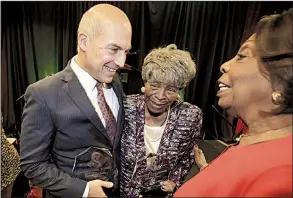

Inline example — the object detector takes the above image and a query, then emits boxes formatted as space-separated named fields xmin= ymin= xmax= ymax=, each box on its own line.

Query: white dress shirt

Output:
xmin=70 ymin=56 xmax=120 ymax=197
xmin=71 ymin=56 xmax=119 ymax=125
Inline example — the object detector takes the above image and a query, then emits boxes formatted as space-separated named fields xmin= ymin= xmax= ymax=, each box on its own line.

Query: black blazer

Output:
xmin=20 ymin=60 xmax=125 ymax=197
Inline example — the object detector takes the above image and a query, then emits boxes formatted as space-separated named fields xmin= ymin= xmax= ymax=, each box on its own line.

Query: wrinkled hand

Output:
xmin=194 ymin=144 xmax=208 ymax=170
xmin=161 ymin=179 xmax=176 ymax=193
xmin=88 ymin=179 xmax=113 ymax=198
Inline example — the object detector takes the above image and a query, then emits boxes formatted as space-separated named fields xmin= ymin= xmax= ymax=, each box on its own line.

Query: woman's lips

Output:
xmin=217 ymin=87 xmax=231 ymax=96
xmin=150 ymin=100 xmax=165 ymax=108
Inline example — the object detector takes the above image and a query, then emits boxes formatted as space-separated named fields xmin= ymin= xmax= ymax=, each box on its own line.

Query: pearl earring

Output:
xmin=141 ymin=87 xmax=145 ymax=93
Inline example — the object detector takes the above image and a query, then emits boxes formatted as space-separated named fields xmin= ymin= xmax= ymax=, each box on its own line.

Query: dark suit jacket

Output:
xmin=20 ymin=61 xmax=125 ymax=197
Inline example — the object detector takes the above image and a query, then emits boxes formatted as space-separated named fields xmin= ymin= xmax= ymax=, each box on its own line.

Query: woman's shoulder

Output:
xmin=176 ymin=101 xmax=203 ymax=118
xmin=123 ymin=94 xmax=145 ymax=113
xmin=123 ymin=94 xmax=144 ymax=104
xmin=123 ymin=94 xmax=144 ymax=103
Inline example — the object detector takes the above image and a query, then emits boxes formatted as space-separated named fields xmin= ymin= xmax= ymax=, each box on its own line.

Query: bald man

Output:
xmin=20 ymin=4 xmax=132 ymax=197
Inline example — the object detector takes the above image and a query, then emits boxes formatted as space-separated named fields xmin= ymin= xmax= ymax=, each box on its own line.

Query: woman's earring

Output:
xmin=141 ymin=87 xmax=145 ymax=93
xmin=178 ymin=94 xmax=182 ymax=101
xmin=272 ymin=91 xmax=283 ymax=105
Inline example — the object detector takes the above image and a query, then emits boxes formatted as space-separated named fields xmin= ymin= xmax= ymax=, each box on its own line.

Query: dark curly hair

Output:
xmin=255 ymin=8 xmax=293 ymax=114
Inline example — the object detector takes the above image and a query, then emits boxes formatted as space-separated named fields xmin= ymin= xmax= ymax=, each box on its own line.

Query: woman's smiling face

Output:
xmin=217 ymin=34 xmax=273 ymax=117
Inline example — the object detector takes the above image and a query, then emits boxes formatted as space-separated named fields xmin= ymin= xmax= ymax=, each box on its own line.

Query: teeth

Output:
xmin=105 ymin=66 xmax=115 ymax=72
xmin=220 ymin=87 xmax=229 ymax=90
xmin=219 ymin=83 xmax=225 ymax=87
xmin=219 ymin=83 xmax=229 ymax=88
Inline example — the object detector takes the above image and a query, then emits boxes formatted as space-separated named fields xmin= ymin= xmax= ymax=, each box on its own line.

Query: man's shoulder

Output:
xmin=28 ymin=70 xmax=66 ymax=91
xmin=25 ymin=69 xmax=68 ymax=100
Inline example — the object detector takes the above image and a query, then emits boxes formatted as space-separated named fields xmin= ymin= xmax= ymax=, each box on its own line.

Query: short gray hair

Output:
xmin=142 ymin=44 xmax=196 ymax=88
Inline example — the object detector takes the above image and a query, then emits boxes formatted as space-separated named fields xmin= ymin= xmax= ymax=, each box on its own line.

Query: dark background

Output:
xmin=2 ymin=1 xmax=292 ymax=141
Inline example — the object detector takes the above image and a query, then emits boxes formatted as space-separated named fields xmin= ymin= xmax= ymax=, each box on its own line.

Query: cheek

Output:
xmin=102 ymin=55 xmax=115 ymax=64
xmin=232 ymin=72 xmax=272 ymax=104
xmin=98 ymin=51 xmax=115 ymax=64
xmin=167 ymin=95 xmax=178 ymax=103
xmin=230 ymin=64 xmax=262 ymax=91
xmin=94 ymin=51 xmax=115 ymax=66
xmin=144 ymin=87 xmax=153 ymax=98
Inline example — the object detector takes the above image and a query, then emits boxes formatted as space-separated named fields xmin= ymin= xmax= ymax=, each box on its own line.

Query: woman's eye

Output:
xmin=167 ymin=89 xmax=177 ymax=95
xmin=237 ymin=54 xmax=246 ymax=60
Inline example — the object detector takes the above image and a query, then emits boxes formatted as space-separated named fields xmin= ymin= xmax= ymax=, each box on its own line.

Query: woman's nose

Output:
xmin=220 ymin=61 xmax=231 ymax=73
xmin=156 ymin=89 xmax=166 ymax=100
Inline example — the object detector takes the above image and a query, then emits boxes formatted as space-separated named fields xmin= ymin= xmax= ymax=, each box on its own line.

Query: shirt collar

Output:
xmin=70 ymin=56 xmax=97 ymax=92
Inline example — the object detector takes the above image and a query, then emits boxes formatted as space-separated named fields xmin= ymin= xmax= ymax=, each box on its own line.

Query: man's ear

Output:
xmin=78 ymin=33 xmax=88 ymax=52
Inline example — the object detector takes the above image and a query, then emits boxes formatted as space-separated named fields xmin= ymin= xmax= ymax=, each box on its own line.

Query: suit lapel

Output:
xmin=61 ymin=64 xmax=111 ymax=142
xmin=135 ymin=96 xmax=148 ymax=168
xmin=111 ymin=75 xmax=124 ymax=148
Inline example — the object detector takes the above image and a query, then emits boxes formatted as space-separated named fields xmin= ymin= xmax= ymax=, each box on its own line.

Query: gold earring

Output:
xmin=272 ymin=91 xmax=283 ymax=105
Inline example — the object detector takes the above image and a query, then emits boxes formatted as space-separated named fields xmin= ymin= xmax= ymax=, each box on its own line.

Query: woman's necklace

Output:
xmin=159 ymin=107 xmax=170 ymax=126
xmin=145 ymin=106 xmax=170 ymax=127
xmin=144 ymin=107 xmax=170 ymax=142
xmin=239 ymin=125 xmax=292 ymax=146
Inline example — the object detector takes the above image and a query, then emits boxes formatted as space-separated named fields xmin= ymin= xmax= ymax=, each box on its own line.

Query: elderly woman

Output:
xmin=175 ymin=8 xmax=292 ymax=197
xmin=120 ymin=44 xmax=203 ymax=197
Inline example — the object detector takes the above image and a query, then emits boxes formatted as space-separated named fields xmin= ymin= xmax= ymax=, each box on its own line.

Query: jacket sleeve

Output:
xmin=168 ymin=107 xmax=203 ymax=190
xmin=20 ymin=84 xmax=87 ymax=197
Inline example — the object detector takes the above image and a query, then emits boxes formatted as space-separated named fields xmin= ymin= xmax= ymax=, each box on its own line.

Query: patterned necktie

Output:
xmin=96 ymin=82 xmax=116 ymax=143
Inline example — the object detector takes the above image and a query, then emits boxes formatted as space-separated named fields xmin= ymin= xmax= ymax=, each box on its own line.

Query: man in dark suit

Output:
xmin=20 ymin=4 xmax=132 ymax=197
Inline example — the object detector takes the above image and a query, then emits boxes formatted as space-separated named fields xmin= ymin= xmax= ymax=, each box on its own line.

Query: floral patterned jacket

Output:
xmin=1 ymin=120 xmax=21 ymax=190
xmin=120 ymin=95 xmax=203 ymax=197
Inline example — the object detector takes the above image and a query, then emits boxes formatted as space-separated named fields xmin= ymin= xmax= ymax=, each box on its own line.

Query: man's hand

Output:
xmin=88 ymin=179 xmax=113 ymax=197
xmin=161 ymin=179 xmax=176 ymax=193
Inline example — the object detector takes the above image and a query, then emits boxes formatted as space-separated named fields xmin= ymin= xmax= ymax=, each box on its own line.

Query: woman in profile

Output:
xmin=175 ymin=8 xmax=292 ymax=197
xmin=120 ymin=44 xmax=203 ymax=197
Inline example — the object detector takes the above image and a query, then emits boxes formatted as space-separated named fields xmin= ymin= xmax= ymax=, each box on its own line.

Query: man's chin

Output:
xmin=105 ymin=79 xmax=114 ymax=84
xmin=98 ymin=76 xmax=115 ymax=84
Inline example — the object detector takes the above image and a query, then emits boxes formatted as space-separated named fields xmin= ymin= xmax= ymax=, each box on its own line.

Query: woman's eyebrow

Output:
xmin=238 ymin=40 xmax=255 ymax=53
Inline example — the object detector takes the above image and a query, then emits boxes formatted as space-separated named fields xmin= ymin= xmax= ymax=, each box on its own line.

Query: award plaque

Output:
xmin=72 ymin=147 xmax=118 ymax=185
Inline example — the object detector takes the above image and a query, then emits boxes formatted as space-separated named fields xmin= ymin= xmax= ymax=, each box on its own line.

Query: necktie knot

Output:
xmin=96 ymin=82 xmax=103 ymax=90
